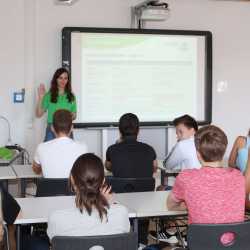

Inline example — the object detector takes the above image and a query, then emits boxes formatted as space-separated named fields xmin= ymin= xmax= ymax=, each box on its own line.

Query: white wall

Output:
xmin=0 ymin=0 xmax=25 ymax=146
xmin=1 ymin=0 xmax=250 ymax=160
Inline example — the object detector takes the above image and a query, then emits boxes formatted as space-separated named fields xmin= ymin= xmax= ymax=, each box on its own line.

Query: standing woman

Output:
xmin=36 ymin=68 xmax=77 ymax=141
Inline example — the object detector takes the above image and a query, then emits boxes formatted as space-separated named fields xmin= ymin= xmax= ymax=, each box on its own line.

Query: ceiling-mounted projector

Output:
xmin=54 ymin=0 xmax=79 ymax=5
xmin=134 ymin=0 xmax=170 ymax=21
xmin=140 ymin=6 xmax=169 ymax=21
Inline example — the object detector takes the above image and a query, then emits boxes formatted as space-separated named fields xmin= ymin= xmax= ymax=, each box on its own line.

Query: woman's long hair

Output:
xmin=70 ymin=153 xmax=109 ymax=221
xmin=49 ymin=68 xmax=74 ymax=103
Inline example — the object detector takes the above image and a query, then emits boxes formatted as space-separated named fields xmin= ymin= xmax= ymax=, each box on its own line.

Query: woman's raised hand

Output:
xmin=38 ymin=83 xmax=46 ymax=99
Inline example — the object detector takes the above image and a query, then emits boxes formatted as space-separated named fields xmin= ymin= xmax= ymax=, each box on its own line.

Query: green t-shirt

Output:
xmin=42 ymin=92 xmax=77 ymax=123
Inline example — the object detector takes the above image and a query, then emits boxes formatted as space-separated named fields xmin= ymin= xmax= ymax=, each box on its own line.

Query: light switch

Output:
xmin=13 ymin=89 xmax=25 ymax=103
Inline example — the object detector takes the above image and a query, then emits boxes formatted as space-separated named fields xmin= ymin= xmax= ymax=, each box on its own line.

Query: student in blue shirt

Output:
xmin=229 ymin=130 xmax=250 ymax=173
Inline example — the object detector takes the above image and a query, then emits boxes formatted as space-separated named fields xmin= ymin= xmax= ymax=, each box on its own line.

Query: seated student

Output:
xmin=105 ymin=113 xmax=157 ymax=178
xmin=243 ymin=150 xmax=250 ymax=210
xmin=163 ymin=114 xmax=201 ymax=171
xmin=47 ymin=153 xmax=130 ymax=238
xmin=228 ymin=129 xmax=250 ymax=173
xmin=0 ymin=184 xmax=21 ymax=225
xmin=33 ymin=109 xmax=88 ymax=178
xmin=0 ymin=184 xmax=21 ymax=250
xmin=167 ymin=125 xmax=245 ymax=244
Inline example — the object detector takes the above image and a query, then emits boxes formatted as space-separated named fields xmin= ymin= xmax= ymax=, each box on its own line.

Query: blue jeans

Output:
xmin=44 ymin=125 xmax=74 ymax=142
xmin=44 ymin=125 xmax=55 ymax=142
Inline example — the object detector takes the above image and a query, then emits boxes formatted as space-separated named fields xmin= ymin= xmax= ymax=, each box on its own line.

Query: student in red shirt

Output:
xmin=167 ymin=125 xmax=245 ymax=225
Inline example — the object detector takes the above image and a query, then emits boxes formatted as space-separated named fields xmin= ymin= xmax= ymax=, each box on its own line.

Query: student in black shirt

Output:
xmin=0 ymin=184 xmax=20 ymax=249
xmin=105 ymin=113 xmax=157 ymax=177
xmin=0 ymin=185 xmax=20 ymax=224
xmin=105 ymin=113 xmax=157 ymax=246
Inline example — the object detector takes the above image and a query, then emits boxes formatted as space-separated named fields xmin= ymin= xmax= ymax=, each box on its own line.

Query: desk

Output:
xmin=15 ymin=191 xmax=184 ymax=224
xmin=15 ymin=191 xmax=185 ymax=250
xmin=12 ymin=165 xmax=41 ymax=179
xmin=0 ymin=166 xmax=16 ymax=191
xmin=15 ymin=195 xmax=136 ymax=225
xmin=15 ymin=195 xmax=136 ymax=250
xmin=15 ymin=196 xmax=75 ymax=250
xmin=12 ymin=165 xmax=41 ymax=197
xmin=116 ymin=191 xmax=185 ymax=218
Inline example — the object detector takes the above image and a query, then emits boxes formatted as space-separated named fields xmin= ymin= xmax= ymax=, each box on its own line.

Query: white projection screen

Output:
xmin=62 ymin=28 xmax=212 ymax=127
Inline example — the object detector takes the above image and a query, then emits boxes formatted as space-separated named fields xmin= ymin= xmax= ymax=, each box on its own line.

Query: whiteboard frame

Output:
xmin=62 ymin=27 xmax=212 ymax=128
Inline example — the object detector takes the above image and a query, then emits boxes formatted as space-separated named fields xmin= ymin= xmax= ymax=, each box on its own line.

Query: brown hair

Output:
xmin=52 ymin=109 xmax=72 ymax=134
xmin=194 ymin=125 xmax=228 ymax=162
xmin=50 ymin=68 xmax=75 ymax=103
xmin=173 ymin=114 xmax=198 ymax=131
xmin=70 ymin=153 xmax=109 ymax=221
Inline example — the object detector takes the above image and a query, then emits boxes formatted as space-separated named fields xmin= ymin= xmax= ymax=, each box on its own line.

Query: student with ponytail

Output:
xmin=47 ymin=153 xmax=130 ymax=238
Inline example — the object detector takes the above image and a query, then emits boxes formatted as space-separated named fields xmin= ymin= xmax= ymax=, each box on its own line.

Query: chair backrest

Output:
xmin=51 ymin=232 xmax=138 ymax=250
xmin=105 ymin=177 xmax=155 ymax=193
xmin=187 ymin=220 xmax=250 ymax=250
xmin=36 ymin=178 xmax=73 ymax=197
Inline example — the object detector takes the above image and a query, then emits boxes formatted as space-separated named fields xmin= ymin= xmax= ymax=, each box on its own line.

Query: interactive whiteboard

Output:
xmin=62 ymin=27 xmax=212 ymax=127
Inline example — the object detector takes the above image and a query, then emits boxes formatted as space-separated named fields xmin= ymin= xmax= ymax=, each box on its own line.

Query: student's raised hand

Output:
xmin=100 ymin=184 xmax=113 ymax=203
xmin=38 ymin=83 xmax=46 ymax=99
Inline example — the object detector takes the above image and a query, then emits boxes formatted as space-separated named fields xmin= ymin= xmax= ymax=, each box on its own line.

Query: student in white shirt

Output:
xmin=33 ymin=109 xmax=88 ymax=178
xmin=163 ymin=114 xmax=201 ymax=170
xmin=47 ymin=153 xmax=130 ymax=238
xmin=152 ymin=115 xmax=201 ymax=244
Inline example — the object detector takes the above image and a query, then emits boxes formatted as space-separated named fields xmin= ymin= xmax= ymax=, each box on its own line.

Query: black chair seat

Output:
xmin=105 ymin=177 xmax=155 ymax=193
xmin=36 ymin=178 xmax=73 ymax=197
xmin=51 ymin=232 xmax=138 ymax=250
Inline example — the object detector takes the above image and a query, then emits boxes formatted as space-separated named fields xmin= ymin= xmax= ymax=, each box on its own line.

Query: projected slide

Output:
xmin=68 ymin=29 xmax=210 ymax=125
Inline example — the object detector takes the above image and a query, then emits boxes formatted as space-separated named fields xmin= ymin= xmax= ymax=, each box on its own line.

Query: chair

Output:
xmin=36 ymin=178 xmax=73 ymax=197
xmin=51 ymin=232 xmax=138 ymax=250
xmin=105 ymin=177 xmax=155 ymax=193
xmin=177 ymin=220 xmax=250 ymax=250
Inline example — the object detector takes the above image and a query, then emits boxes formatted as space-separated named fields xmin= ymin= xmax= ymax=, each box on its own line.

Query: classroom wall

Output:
xmin=1 ymin=0 xmax=250 ymax=160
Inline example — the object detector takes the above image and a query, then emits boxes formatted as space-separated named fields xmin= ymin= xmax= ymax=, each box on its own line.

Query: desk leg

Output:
xmin=131 ymin=218 xmax=138 ymax=244
xmin=133 ymin=218 xmax=138 ymax=233
xmin=161 ymin=169 xmax=165 ymax=185
xmin=16 ymin=225 xmax=21 ymax=250
xmin=21 ymin=179 xmax=26 ymax=197
xmin=1 ymin=180 xmax=8 ymax=192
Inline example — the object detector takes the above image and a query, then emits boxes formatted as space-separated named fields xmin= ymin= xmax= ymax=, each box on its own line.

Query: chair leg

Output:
xmin=155 ymin=219 xmax=159 ymax=242
xmin=174 ymin=221 xmax=185 ymax=248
